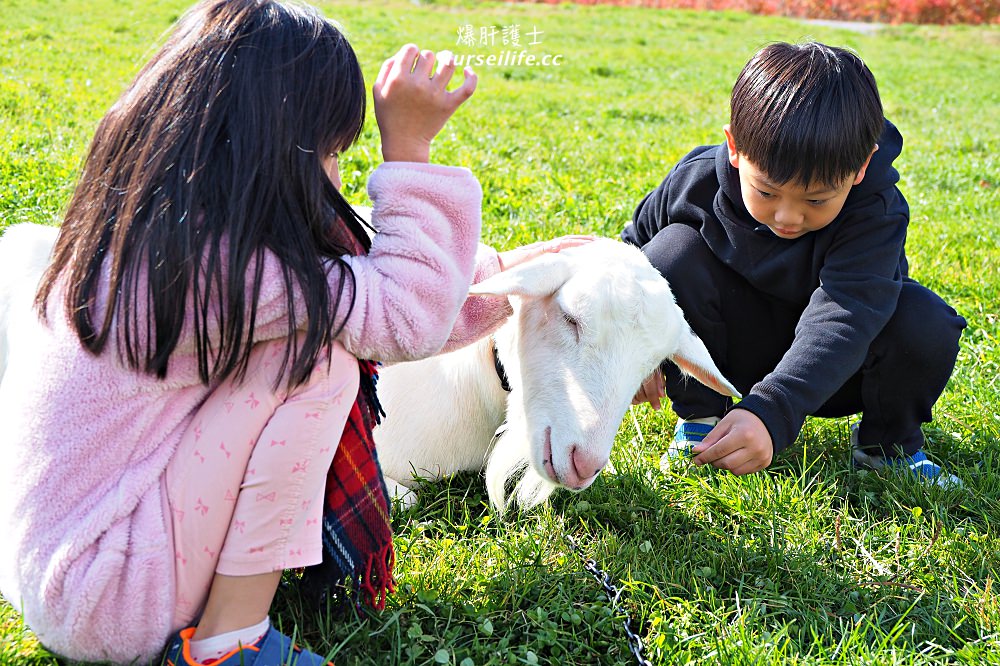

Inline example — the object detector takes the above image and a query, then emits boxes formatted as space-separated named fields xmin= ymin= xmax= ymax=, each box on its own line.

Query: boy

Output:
xmin=623 ymin=42 xmax=967 ymax=486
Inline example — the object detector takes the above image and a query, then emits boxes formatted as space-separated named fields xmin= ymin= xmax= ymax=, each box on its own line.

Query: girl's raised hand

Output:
xmin=373 ymin=44 xmax=478 ymax=164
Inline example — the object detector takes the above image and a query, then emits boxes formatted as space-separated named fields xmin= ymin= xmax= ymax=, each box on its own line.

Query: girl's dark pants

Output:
xmin=641 ymin=223 xmax=967 ymax=457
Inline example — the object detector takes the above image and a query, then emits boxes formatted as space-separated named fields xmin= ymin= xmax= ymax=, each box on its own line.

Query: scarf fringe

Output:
xmin=360 ymin=542 xmax=397 ymax=611
xmin=300 ymin=539 xmax=396 ymax=612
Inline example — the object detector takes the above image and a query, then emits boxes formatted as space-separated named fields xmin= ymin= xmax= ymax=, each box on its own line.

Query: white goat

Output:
xmin=0 ymin=224 xmax=58 ymax=385
xmin=375 ymin=238 xmax=739 ymax=512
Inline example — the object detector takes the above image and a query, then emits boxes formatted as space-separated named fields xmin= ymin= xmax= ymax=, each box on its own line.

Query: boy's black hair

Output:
xmin=729 ymin=41 xmax=884 ymax=188
xmin=37 ymin=0 xmax=370 ymax=389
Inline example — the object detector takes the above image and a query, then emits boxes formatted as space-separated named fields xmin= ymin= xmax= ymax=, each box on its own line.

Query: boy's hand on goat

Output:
xmin=374 ymin=44 xmax=477 ymax=163
xmin=497 ymin=235 xmax=598 ymax=271
xmin=632 ymin=367 xmax=666 ymax=410
xmin=691 ymin=409 xmax=773 ymax=475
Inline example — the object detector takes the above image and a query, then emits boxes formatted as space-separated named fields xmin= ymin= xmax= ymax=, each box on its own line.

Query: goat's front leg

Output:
xmin=384 ymin=475 xmax=418 ymax=511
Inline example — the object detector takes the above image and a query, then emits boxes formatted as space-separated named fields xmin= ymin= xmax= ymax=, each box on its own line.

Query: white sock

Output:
xmin=188 ymin=616 xmax=270 ymax=664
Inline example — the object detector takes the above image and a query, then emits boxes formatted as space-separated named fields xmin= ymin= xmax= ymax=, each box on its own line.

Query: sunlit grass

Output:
xmin=1 ymin=1 xmax=998 ymax=664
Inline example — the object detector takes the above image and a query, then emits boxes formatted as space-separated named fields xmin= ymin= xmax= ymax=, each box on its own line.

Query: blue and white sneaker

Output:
xmin=660 ymin=417 xmax=720 ymax=472
xmin=850 ymin=425 xmax=963 ymax=490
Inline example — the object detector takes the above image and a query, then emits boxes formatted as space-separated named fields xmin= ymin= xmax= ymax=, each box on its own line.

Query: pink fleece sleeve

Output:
xmin=336 ymin=163 xmax=483 ymax=362
xmin=249 ymin=163 xmax=492 ymax=362
xmin=437 ymin=244 xmax=513 ymax=354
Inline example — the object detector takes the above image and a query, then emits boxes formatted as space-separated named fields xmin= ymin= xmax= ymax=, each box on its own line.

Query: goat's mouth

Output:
xmin=541 ymin=426 xmax=558 ymax=484
xmin=539 ymin=426 xmax=602 ymax=491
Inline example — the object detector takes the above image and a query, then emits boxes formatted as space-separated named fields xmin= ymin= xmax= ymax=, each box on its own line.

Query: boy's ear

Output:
xmin=853 ymin=144 xmax=879 ymax=185
xmin=723 ymin=124 xmax=740 ymax=169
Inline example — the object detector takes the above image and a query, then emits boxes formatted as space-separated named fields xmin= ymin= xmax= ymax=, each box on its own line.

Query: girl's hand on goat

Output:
xmin=691 ymin=409 xmax=773 ymax=475
xmin=374 ymin=45 xmax=477 ymax=163
xmin=497 ymin=235 xmax=598 ymax=271
xmin=632 ymin=367 xmax=666 ymax=410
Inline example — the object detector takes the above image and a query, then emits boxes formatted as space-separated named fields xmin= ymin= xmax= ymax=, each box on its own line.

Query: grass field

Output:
xmin=2 ymin=1 xmax=999 ymax=664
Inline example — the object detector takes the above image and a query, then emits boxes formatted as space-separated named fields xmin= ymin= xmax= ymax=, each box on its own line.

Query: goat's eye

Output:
xmin=562 ymin=313 xmax=579 ymax=330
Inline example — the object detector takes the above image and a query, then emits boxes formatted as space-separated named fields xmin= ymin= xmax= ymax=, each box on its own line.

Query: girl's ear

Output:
xmin=468 ymin=253 xmax=574 ymax=298
xmin=723 ymin=124 xmax=740 ymax=169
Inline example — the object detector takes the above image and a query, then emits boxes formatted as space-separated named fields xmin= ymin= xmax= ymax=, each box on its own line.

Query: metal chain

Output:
xmin=564 ymin=534 xmax=653 ymax=666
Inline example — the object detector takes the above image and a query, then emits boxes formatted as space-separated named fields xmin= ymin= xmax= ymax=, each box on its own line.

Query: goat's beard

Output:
xmin=484 ymin=406 xmax=557 ymax=513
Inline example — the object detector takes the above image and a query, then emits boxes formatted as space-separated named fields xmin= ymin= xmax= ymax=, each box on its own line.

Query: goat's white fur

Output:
xmin=0 ymin=224 xmax=59 ymax=386
xmin=374 ymin=238 xmax=739 ymax=512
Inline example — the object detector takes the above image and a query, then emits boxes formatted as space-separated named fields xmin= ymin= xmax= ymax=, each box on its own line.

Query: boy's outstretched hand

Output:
xmin=373 ymin=44 xmax=478 ymax=164
xmin=691 ymin=409 xmax=773 ymax=475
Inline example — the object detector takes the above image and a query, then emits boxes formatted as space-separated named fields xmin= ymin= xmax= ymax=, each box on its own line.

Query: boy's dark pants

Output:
xmin=642 ymin=224 xmax=967 ymax=457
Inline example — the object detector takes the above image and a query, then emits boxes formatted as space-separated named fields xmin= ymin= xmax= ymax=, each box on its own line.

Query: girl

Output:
xmin=0 ymin=1 xmax=587 ymax=664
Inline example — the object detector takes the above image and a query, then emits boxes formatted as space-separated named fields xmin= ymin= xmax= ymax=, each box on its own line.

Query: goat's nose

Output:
xmin=570 ymin=445 xmax=606 ymax=487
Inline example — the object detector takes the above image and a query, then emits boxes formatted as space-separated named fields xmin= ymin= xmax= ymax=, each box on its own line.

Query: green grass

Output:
xmin=2 ymin=1 xmax=999 ymax=664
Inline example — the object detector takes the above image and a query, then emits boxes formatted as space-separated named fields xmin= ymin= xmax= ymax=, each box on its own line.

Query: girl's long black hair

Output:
xmin=37 ymin=0 xmax=372 ymax=388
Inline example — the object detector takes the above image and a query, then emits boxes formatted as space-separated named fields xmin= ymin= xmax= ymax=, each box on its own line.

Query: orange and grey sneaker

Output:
xmin=164 ymin=626 xmax=334 ymax=666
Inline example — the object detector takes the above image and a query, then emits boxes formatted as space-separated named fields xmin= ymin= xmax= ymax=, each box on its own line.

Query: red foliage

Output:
xmin=521 ymin=0 xmax=999 ymax=24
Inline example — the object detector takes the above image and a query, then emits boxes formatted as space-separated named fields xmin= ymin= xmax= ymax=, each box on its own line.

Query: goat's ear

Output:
xmin=670 ymin=326 xmax=742 ymax=398
xmin=469 ymin=254 xmax=574 ymax=298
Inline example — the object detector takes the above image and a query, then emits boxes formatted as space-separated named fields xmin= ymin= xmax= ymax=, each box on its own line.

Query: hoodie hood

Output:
xmin=846 ymin=119 xmax=902 ymax=203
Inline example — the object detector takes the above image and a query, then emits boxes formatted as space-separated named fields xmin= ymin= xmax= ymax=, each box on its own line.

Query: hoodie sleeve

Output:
xmin=251 ymin=162 xmax=483 ymax=363
xmin=437 ymin=244 xmax=513 ymax=353
xmin=337 ymin=163 xmax=484 ymax=362
xmin=735 ymin=204 xmax=907 ymax=453
xmin=622 ymin=146 xmax=720 ymax=248
xmin=622 ymin=171 xmax=672 ymax=248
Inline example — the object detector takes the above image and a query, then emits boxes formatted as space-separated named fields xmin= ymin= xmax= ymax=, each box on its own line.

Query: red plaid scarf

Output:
xmin=301 ymin=360 xmax=395 ymax=609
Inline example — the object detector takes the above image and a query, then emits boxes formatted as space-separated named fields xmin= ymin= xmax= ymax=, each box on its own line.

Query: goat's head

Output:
xmin=469 ymin=238 xmax=739 ymax=511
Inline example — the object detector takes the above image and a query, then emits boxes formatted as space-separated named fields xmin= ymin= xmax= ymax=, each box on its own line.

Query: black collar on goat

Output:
xmin=490 ymin=336 xmax=512 ymax=393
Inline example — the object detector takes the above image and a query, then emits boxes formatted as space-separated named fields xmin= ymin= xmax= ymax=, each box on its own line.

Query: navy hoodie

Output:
xmin=622 ymin=120 xmax=909 ymax=453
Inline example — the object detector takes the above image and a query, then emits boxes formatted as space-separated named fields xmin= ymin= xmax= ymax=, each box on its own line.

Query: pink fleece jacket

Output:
xmin=0 ymin=163 xmax=511 ymax=664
